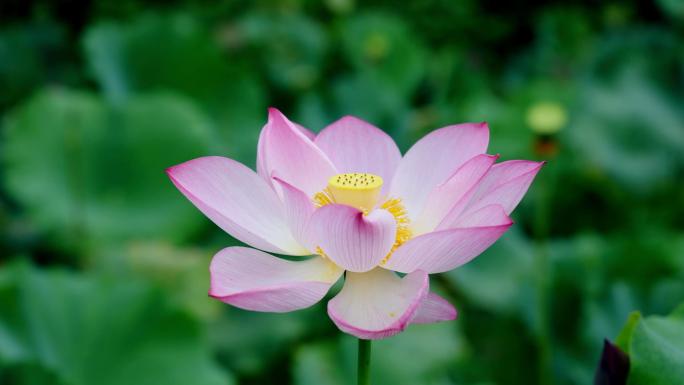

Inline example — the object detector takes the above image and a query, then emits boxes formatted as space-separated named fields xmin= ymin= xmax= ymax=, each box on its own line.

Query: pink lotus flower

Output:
xmin=167 ymin=108 xmax=542 ymax=340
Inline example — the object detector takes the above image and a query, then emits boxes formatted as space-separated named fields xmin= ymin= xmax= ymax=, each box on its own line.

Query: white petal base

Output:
xmin=327 ymin=268 xmax=428 ymax=339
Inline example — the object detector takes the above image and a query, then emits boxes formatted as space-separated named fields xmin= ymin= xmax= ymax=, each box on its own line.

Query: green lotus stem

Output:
xmin=357 ymin=338 xmax=371 ymax=385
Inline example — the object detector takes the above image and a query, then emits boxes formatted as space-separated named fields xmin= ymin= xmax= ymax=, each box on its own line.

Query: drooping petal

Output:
xmin=272 ymin=177 xmax=315 ymax=249
xmin=464 ymin=160 xmax=544 ymax=215
xmin=307 ymin=205 xmax=396 ymax=272
xmin=412 ymin=154 xmax=498 ymax=235
xmin=209 ymin=247 xmax=343 ymax=312
xmin=167 ymin=156 xmax=307 ymax=255
xmin=412 ymin=292 xmax=458 ymax=324
xmin=390 ymin=123 xmax=489 ymax=221
xmin=383 ymin=209 xmax=512 ymax=273
xmin=256 ymin=108 xmax=337 ymax=197
xmin=327 ymin=268 xmax=429 ymax=339
xmin=315 ymin=116 xmax=401 ymax=193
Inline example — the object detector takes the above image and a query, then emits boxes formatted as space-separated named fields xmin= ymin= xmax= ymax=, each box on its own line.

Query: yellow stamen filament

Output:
xmin=315 ymin=246 xmax=330 ymax=261
xmin=313 ymin=187 xmax=335 ymax=208
xmin=313 ymin=173 xmax=411 ymax=265
xmin=379 ymin=198 xmax=412 ymax=265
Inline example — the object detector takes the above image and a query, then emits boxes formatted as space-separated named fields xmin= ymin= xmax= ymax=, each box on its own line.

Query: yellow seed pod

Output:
xmin=327 ymin=173 xmax=383 ymax=212
xmin=526 ymin=101 xmax=568 ymax=135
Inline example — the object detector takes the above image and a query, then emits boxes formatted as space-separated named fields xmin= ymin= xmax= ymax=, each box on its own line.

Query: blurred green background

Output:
xmin=1 ymin=1 xmax=683 ymax=384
